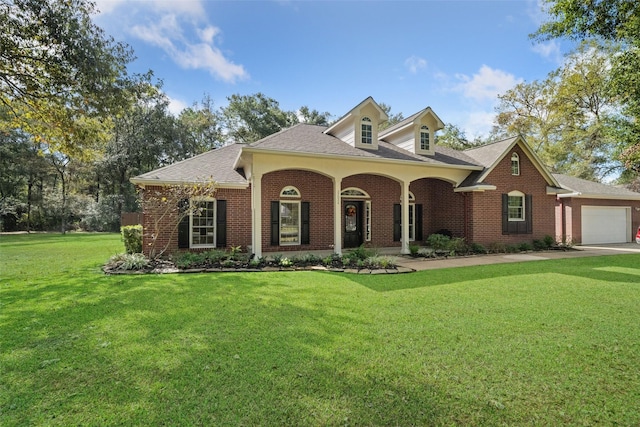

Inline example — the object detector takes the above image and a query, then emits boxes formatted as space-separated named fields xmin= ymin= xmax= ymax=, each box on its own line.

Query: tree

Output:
xmin=178 ymin=94 xmax=224 ymax=155
xmin=533 ymin=0 xmax=640 ymax=172
xmin=436 ymin=123 xmax=483 ymax=150
xmin=378 ymin=103 xmax=404 ymax=131
xmin=297 ymin=106 xmax=331 ymax=126
xmin=221 ymin=93 xmax=297 ymax=144
xmin=494 ymin=42 xmax=623 ymax=180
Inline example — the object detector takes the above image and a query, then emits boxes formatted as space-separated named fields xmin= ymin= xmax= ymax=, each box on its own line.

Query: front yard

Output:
xmin=1 ymin=233 xmax=639 ymax=425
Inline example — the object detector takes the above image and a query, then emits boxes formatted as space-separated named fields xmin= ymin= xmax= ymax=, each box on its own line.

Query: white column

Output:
xmin=333 ymin=177 xmax=342 ymax=255
xmin=401 ymin=180 xmax=410 ymax=254
xmin=251 ymin=172 xmax=263 ymax=258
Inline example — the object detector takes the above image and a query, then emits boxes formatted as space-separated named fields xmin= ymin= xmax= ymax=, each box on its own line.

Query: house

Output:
xmin=131 ymin=97 xmax=640 ymax=257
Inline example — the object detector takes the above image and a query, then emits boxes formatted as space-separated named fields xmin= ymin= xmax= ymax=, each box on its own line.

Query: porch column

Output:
xmin=333 ymin=177 xmax=342 ymax=255
xmin=251 ymin=172 xmax=263 ymax=258
xmin=401 ymin=180 xmax=410 ymax=254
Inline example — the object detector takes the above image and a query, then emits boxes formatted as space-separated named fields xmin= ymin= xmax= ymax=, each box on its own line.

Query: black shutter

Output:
xmin=301 ymin=202 xmax=310 ymax=245
xmin=415 ymin=204 xmax=423 ymax=241
xmin=525 ymin=194 xmax=533 ymax=234
xmin=216 ymin=200 xmax=227 ymax=248
xmin=177 ymin=198 xmax=190 ymax=248
xmin=501 ymin=194 xmax=509 ymax=235
xmin=271 ymin=201 xmax=279 ymax=246
xmin=393 ymin=204 xmax=401 ymax=241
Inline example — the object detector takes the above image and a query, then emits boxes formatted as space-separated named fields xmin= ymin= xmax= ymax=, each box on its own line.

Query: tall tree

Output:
xmin=533 ymin=0 xmax=640 ymax=172
xmin=297 ymin=106 xmax=331 ymax=126
xmin=494 ymin=42 xmax=623 ymax=180
xmin=378 ymin=103 xmax=404 ymax=131
xmin=178 ymin=94 xmax=223 ymax=155
xmin=221 ymin=93 xmax=297 ymax=144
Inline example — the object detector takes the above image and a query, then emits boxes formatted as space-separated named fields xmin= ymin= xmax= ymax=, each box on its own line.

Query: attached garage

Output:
xmin=581 ymin=206 xmax=631 ymax=244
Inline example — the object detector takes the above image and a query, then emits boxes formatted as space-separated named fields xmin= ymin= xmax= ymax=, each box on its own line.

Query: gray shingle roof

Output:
xmin=248 ymin=123 xmax=480 ymax=167
xmin=554 ymin=173 xmax=640 ymax=199
xmin=463 ymin=136 xmax=519 ymax=168
xmin=131 ymin=143 xmax=247 ymax=186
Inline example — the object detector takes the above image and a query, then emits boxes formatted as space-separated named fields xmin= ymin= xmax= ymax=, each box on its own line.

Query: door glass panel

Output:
xmin=345 ymin=204 xmax=357 ymax=232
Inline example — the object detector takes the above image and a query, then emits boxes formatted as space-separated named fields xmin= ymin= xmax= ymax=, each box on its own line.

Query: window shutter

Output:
xmin=415 ymin=204 xmax=423 ymax=241
xmin=270 ymin=201 xmax=279 ymax=246
xmin=393 ymin=204 xmax=401 ymax=241
xmin=216 ymin=200 xmax=227 ymax=248
xmin=501 ymin=194 xmax=509 ymax=235
xmin=525 ymin=194 xmax=533 ymax=234
xmin=301 ymin=202 xmax=310 ymax=245
xmin=177 ymin=198 xmax=190 ymax=248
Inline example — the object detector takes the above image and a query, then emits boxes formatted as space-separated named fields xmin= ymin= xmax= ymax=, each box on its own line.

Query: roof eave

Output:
xmin=242 ymin=146 xmax=483 ymax=171
xmin=453 ymin=184 xmax=497 ymax=193
xmin=130 ymin=178 xmax=248 ymax=189
xmin=557 ymin=192 xmax=640 ymax=201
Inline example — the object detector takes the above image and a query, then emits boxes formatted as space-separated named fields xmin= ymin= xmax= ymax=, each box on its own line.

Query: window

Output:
xmin=279 ymin=201 xmax=300 ymax=245
xmin=280 ymin=186 xmax=300 ymax=197
xmin=361 ymin=116 xmax=372 ymax=144
xmin=507 ymin=192 xmax=524 ymax=221
xmin=365 ymin=200 xmax=371 ymax=242
xmin=190 ymin=199 xmax=216 ymax=247
xmin=420 ymin=125 xmax=430 ymax=151
xmin=511 ymin=152 xmax=520 ymax=176
xmin=502 ymin=192 xmax=532 ymax=235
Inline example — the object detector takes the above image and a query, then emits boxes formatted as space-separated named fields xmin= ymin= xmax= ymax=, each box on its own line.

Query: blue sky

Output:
xmin=94 ymin=0 xmax=574 ymax=138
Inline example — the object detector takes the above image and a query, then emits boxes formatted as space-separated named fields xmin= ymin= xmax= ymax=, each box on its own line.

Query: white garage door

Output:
xmin=581 ymin=206 xmax=631 ymax=244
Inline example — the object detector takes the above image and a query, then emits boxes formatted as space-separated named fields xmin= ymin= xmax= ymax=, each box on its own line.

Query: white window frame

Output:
xmin=361 ymin=116 xmax=373 ymax=144
xmin=420 ymin=125 xmax=430 ymax=151
xmin=190 ymin=198 xmax=216 ymax=248
xmin=280 ymin=186 xmax=300 ymax=197
xmin=511 ymin=152 xmax=520 ymax=176
xmin=507 ymin=191 xmax=525 ymax=222
xmin=341 ymin=187 xmax=371 ymax=242
xmin=279 ymin=200 xmax=301 ymax=246
xmin=365 ymin=200 xmax=372 ymax=242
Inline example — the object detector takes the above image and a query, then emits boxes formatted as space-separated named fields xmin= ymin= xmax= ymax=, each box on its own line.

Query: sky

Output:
xmin=93 ymin=0 xmax=575 ymax=139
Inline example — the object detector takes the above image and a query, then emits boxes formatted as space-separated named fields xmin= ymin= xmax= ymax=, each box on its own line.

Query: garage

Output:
xmin=581 ymin=206 xmax=631 ymax=244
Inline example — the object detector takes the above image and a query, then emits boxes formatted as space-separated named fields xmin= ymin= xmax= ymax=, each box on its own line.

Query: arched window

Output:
xmin=280 ymin=186 xmax=300 ymax=197
xmin=420 ymin=126 xmax=430 ymax=151
xmin=341 ymin=187 xmax=370 ymax=198
xmin=511 ymin=152 xmax=520 ymax=176
xmin=361 ymin=117 xmax=372 ymax=144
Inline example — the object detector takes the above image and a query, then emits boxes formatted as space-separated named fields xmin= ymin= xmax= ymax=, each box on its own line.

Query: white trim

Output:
xmin=557 ymin=191 xmax=640 ymax=201
xmin=511 ymin=152 xmax=520 ymax=176
xmin=365 ymin=200 xmax=372 ymax=242
xmin=189 ymin=198 xmax=217 ymax=248
xmin=454 ymin=185 xmax=497 ymax=192
xmin=507 ymin=191 xmax=525 ymax=222
xmin=341 ymin=187 xmax=371 ymax=198
xmin=279 ymin=200 xmax=301 ymax=246
xmin=280 ymin=185 xmax=301 ymax=198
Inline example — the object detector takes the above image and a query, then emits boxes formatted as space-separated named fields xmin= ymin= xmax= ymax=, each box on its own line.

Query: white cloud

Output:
xmin=167 ymin=95 xmax=188 ymax=116
xmin=532 ymin=40 xmax=563 ymax=64
xmin=131 ymin=15 xmax=248 ymax=83
xmin=99 ymin=0 xmax=247 ymax=83
xmin=404 ymin=55 xmax=427 ymax=74
xmin=455 ymin=65 xmax=522 ymax=102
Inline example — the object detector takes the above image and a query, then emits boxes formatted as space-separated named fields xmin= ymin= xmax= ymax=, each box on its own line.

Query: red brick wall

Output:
xmin=343 ymin=174 xmax=401 ymax=247
xmin=261 ymin=170 xmax=334 ymax=252
xmin=141 ymin=185 xmax=251 ymax=257
xmin=560 ymin=197 xmax=640 ymax=244
xmin=467 ymin=144 xmax=557 ymax=246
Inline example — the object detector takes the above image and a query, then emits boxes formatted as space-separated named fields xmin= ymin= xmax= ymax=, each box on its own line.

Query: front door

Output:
xmin=343 ymin=201 xmax=363 ymax=248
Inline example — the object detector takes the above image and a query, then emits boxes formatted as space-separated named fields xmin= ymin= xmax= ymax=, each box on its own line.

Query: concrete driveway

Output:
xmin=395 ymin=242 xmax=640 ymax=271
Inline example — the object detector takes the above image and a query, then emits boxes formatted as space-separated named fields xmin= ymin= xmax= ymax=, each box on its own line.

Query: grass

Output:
xmin=1 ymin=233 xmax=640 ymax=425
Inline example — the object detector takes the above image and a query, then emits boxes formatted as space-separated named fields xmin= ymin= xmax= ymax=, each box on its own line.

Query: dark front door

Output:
xmin=344 ymin=201 xmax=363 ymax=248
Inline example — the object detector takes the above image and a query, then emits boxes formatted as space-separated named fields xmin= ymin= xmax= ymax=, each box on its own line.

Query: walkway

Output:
xmin=395 ymin=243 xmax=640 ymax=271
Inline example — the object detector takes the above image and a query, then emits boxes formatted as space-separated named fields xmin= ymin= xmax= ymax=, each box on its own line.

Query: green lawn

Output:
xmin=1 ymin=233 xmax=640 ymax=426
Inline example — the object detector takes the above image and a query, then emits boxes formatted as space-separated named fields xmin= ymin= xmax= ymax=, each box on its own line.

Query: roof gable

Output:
xmin=554 ymin=173 xmax=640 ymax=200
xmin=463 ymin=136 xmax=560 ymax=188
xmin=323 ymin=96 xmax=388 ymax=137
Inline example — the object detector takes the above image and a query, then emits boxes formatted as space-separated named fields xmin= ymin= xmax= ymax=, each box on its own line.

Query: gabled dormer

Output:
xmin=378 ymin=107 xmax=445 ymax=156
xmin=324 ymin=97 xmax=388 ymax=150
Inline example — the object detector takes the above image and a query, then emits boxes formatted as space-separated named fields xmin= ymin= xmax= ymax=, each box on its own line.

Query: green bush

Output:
xmin=488 ymin=242 xmax=506 ymax=253
xmin=108 ymin=253 xmax=148 ymax=271
xmin=543 ymin=235 xmax=555 ymax=248
xmin=172 ymin=252 xmax=205 ymax=269
xmin=449 ymin=237 xmax=469 ymax=255
xmin=426 ymin=233 xmax=451 ymax=251
xmin=409 ymin=244 xmax=420 ymax=256
xmin=519 ymin=242 xmax=533 ymax=252
xmin=470 ymin=242 xmax=486 ymax=254
xmin=121 ymin=225 xmax=142 ymax=254
xmin=532 ymin=239 xmax=547 ymax=251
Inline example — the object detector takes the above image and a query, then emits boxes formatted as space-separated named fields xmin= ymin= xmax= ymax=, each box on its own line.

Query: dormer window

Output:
xmin=420 ymin=126 xmax=430 ymax=151
xmin=361 ymin=117 xmax=372 ymax=144
xmin=511 ymin=153 xmax=520 ymax=176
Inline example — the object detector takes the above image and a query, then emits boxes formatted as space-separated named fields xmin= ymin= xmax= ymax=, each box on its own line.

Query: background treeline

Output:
xmin=2 ymin=0 xmax=639 ymax=232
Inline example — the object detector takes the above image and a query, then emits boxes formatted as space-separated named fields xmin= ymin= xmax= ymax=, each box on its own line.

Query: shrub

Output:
xmin=532 ymin=239 xmax=547 ymax=251
xmin=488 ymin=242 xmax=506 ymax=253
xmin=543 ymin=235 xmax=555 ymax=248
xmin=470 ymin=242 xmax=486 ymax=254
xmin=449 ymin=237 xmax=469 ymax=255
xmin=426 ymin=233 xmax=451 ymax=251
xmin=172 ymin=252 xmax=205 ymax=269
xmin=366 ymin=255 xmax=397 ymax=269
xmin=121 ymin=225 xmax=143 ymax=254
xmin=505 ymin=244 xmax=519 ymax=253
xmin=519 ymin=242 xmax=533 ymax=252
xmin=409 ymin=244 xmax=420 ymax=257
xmin=108 ymin=253 xmax=148 ymax=271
